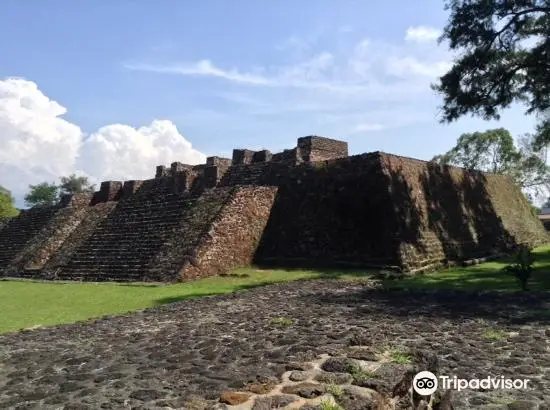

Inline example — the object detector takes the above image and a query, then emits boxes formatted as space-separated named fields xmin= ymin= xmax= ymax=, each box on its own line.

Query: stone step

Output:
xmin=56 ymin=274 xmax=145 ymax=282
xmin=71 ymin=243 xmax=170 ymax=251
xmin=65 ymin=264 xmax=152 ymax=270
xmin=58 ymin=266 xmax=146 ymax=273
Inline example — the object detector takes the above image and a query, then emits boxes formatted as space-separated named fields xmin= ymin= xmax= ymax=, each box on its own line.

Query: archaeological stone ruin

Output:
xmin=0 ymin=136 xmax=547 ymax=282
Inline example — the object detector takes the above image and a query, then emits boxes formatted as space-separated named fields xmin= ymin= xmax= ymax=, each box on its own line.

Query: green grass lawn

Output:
xmin=383 ymin=245 xmax=550 ymax=292
xmin=0 ymin=268 xmax=367 ymax=334
xmin=1 ymin=246 xmax=549 ymax=334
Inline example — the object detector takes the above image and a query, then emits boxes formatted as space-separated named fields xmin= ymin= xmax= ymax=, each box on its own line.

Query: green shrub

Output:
xmin=268 ymin=316 xmax=294 ymax=327
xmin=327 ymin=383 xmax=344 ymax=398
xmin=503 ymin=244 xmax=534 ymax=291
xmin=319 ymin=399 xmax=344 ymax=410
xmin=482 ymin=329 xmax=507 ymax=341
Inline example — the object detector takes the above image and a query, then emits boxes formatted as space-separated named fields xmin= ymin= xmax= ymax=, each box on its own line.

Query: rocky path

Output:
xmin=0 ymin=279 xmax=549 ymax=409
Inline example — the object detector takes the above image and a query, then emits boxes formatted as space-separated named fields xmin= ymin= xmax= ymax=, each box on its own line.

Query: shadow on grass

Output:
xmin=246 ymin=265 xmax=380 ymax=277
xmin=383 ymin=267 xmax=550 ymax=292
xmin=153 ymin=269 xmax=375 ymax=306
xmin=383 ymin=248 xmax=550 ymax=292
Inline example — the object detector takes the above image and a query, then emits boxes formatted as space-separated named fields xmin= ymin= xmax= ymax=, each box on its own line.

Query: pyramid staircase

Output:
xmin=0 ymin=207 xmax=60 ymax=273
xmin=55 ymin=180 xmax=233 ymax=282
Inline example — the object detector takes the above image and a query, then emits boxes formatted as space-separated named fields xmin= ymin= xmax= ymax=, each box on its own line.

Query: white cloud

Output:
xmin=0 ymin=77 xmax=206 ymax=206
xmin=125 ymin=29 xmax=450 ymax=97
xmin=352 ymin=123 xmax=385 ymax=133
xmin=405 ymin=26 xmax=442 ymax=43
xmin=0 ymin=78 xmax=81 ymax=178
xmin=125 ymin=60 xmax=272 ymax=86
xmin=386 ymin=56 xmax=452 ymax=77
xmin=78 ymin=120 xmax=205 ymax=182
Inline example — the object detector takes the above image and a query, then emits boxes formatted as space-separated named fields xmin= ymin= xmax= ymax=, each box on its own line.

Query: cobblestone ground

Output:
xmin=0 ymin=279 xmax=549 ymax=409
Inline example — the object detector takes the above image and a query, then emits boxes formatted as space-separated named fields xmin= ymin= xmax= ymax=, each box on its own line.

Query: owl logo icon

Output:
xmin=413 ymin=371 xmax=438 ymax=395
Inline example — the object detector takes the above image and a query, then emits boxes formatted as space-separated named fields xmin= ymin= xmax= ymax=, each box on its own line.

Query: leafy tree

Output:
xmin=433 ymin=0 xmax=550 ymax=125
xmin=433 ymin=128 xmax=550 ymax=192
xmin=59 ymin=174 xmax=95 ymax=196
xmin=24 ymin=182 xmax=59 ymax=207
xmin=513 ymin=133 xmax=550 ymax=193
xmin=0 ymin=186 xmax=19 ymax=218
xmin=434 ymin=128 xmax=519 ymax=172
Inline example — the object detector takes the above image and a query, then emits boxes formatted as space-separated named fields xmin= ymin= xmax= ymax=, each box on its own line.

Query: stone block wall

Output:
xmin=0 ymin=217 xmax=11 ymax=232
xmin=297 ymin=136 xmax=348 ymax=162
xmin=145 ymin=188 xmax=236 ymax=281
xmin=3 ymin=207 xmax=89 ymax=275
xmin=232 ymin=149 xmax=256 ymax=165
xmin=41 ymin=203 xmax=118 ymax=277
xmin=1 ymin=134 xmax=547 ymax=281
xmin=177 ymin=186 xmax=278 ymax=280
xmin=121 ymin=180 xmax=144 ymax=198
xmin=90 ymin=181 xmax=123 ymax=205
xmin=53 ymin=188 xmax=197 ymax=281
xmin=59 ymin=192 xmax=94 ymax=208
xmin=254 ymin=153 xmax=402 ymax=269
xmin=0 ymin=207 xmax=62 ymax=274
xmin=378 ymin=153 xmax=548 ymax=272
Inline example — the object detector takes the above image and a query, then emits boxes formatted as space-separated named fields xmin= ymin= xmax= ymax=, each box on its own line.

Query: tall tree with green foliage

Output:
xmin=433 ymin=0 xmax=550 ymax=126
xmin=0 ymin=186 xmax=19 ymax=218
xmin=24 ymin=182 xmax=59 ymax=207
xmin=59 ymin=174 xmax=95 ymax=196
xmin=432 ymin=128 xmax=550 ymax=194
xmin=433 ymin=1 xmax=550 ymax=200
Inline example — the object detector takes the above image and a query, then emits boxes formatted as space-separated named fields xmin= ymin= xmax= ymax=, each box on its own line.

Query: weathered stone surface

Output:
xmin=247 ymin=382 xmax=276 ymax=394
xmin=342 ymin=347 xmax=378 ymax=361
xmin=289 ymin=370 xmax=310 ymax=382
xmin=314 ymin=371 xmax=353 ymax=384
xmin=251 ymin=395 xmax=297 ymax=409
xmin=1 ymin=136 xmax=546 ymax=281
xmin=219 ymin=391 xmax=251 ymax=405
xmin=507 ymin=400 xmax=539 ymax=410
xmin=281 ymin=382 xmax=326 ymax=399
xmin=285 ymin=362 xmax=314 ymax=371
xmin=0 ymin=281 xmax=549 ymax=408
xmin=321 ymin=357 xmax=358 ymax=373
xmin=336 ymin=385 xmax=387 ymax=410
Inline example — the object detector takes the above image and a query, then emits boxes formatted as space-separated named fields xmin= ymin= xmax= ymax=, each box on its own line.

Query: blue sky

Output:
xmin=0 ymin=1 xmax=539 ymax=205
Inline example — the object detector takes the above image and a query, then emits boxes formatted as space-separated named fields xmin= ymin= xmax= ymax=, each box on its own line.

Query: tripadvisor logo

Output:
xmin=413 ymin=371 xmax=438 ymax=395
xmin=413 ymin=371 xmax=531 ymax=394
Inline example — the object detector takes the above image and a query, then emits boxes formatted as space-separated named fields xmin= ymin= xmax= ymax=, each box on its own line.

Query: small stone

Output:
xmin=182 ymin=394 xmax=212 ymax=410
xmin=59 ymin=382 xmax=85 ymax=393
xmin=345 ymin=348 xmax=378 ymax=361
xmin=285 ymin=362 xmax=313 ymax=371
xmin=434 ymin=389 xmax=454 ymax=410
xmin=410 ymin=350 xmax=439 ymax=374
xmin=129 ymin=389 xmax=167 ymax=401
xmin=314 ymin=371 xmax=353 ymax=385
xmin=469 ymin=395 xmax=491 ymax=406
xmin=355 ymin=379 xmax=391 ymax=395
xmin=336 ymin=386 xmax=386 ymax=410
xmin=247 ymin=383 xmax=276 ymax=395
xmin=348 ymin=332 xmax=370 ymax=346
xmin=514 ymin=365 xmax=537 ymax=375
xmin=252 ymin=395 xmax=297 ymax=409
xmin=282 ymin=382 xmax=326 ymax=399
xmin=219 ymin=391 xmax=252 ymax=405
xmin=321 ymin=357 xmax=358 ymax=373
xmin=507 ymin=400 xmax=539 ymax=410
xmin=289 ymin=371 xmax=310 ymax=382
